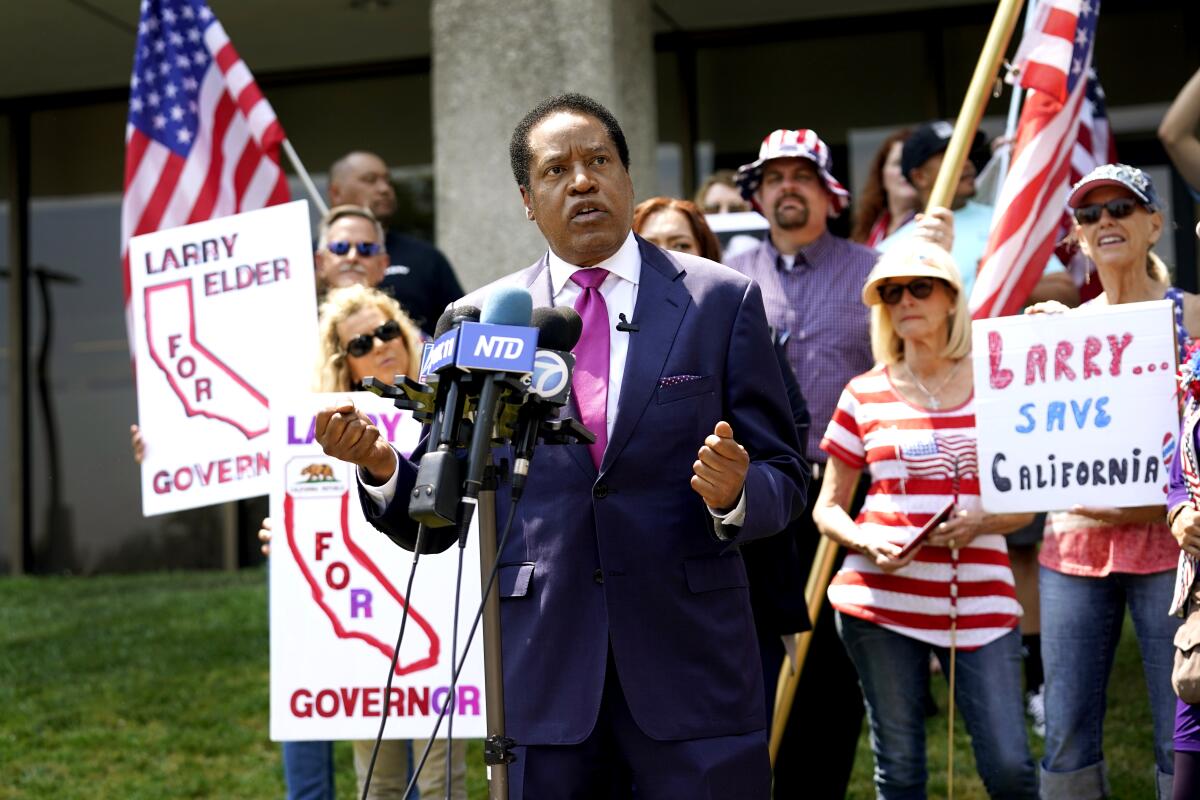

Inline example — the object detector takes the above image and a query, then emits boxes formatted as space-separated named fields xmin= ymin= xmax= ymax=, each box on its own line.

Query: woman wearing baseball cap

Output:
xmin=813 ymin=242 xmax=1038 ymax=798
xmin=1032 ymin=163 xmax=1200 ymax=799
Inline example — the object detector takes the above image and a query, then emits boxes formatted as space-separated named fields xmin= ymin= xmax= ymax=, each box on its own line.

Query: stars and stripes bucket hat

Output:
xmin=734 ymin=129 xmax=851 ymax=217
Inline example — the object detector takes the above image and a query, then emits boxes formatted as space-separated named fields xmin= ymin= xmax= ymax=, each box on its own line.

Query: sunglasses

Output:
xmin=343 ymin=319 xmax=403 ymax=358
xmin=326 ymin=240 xmax=384 ymax=257
xmin=877 ymin=277 xmax=942 ymax=305
xmin=1073 ymin=197 xmax=1142 ymax=226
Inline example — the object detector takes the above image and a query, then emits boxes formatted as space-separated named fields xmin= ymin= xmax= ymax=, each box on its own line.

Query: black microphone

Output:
xmin=510 ymin=307 xmax=587 ymax=498
xmin=407 ymin=305 xmax=481 ymax=537
xmin=616 ymin=312 xmax=639 ymax=333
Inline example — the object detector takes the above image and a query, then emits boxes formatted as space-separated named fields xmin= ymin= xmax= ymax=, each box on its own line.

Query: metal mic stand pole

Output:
xmin=476 ymin=459 xmax=514 ymax=799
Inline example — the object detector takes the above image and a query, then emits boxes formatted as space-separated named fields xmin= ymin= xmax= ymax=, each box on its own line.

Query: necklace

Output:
xmin=902 ymin=358 xmax=962 ymax=410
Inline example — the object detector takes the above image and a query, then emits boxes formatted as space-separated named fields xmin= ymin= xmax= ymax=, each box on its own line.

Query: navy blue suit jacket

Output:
xmin=362 ymin=236 xmax=806 ymax=746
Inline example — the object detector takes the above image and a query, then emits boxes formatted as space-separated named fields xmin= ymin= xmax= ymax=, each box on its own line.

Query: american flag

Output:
xmin=121 ymin=0 xmax=289 ymax=335
xmin=900 ymin=434 xmax=979 ymax=480
xmin=969 ymin=0 xmax=1101 ymax=319
xmin=1061 ymin=70 xmax=1118 ymax=300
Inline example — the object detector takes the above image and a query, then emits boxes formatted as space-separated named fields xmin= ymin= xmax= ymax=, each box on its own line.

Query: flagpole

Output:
xmin=282 ymin=138 xmax=329 ymax=216
xmin=996 ymin=0 xmax=1040 ymax=185
xmin=927 ymin=0 xmax=1027 ymax=212
xmin=769 ymin=535 xmax=840 ymax=764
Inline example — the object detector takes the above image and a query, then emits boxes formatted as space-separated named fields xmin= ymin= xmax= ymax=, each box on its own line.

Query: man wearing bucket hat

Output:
xmin=726 ymin=128 xmax=875 ymax=797
xmin=879 ymin=120 xmax=1077 ymax=307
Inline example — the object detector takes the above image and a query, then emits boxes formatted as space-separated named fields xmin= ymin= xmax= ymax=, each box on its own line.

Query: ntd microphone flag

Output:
xmin=455 ymin=323 xmax=537 ymax=373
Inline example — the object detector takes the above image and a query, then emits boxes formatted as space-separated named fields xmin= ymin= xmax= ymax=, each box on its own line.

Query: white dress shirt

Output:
xmin=361 ymin=232 xmax=745 ymax=527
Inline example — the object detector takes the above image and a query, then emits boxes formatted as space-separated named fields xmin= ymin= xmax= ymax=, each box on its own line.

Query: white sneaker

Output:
xmin=1026 ymin=685 xmax=1046 ymax=738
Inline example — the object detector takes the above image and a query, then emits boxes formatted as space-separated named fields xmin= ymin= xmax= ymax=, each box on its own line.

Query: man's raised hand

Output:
xmin=314 ymin=402 xmax=396 ymax=484
xmin=690 ymin=420 xmax=749 ymax=512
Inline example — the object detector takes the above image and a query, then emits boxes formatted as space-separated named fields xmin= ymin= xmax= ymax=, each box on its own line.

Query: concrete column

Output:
xmin=431 ymin=0 xmax=657 ymax=292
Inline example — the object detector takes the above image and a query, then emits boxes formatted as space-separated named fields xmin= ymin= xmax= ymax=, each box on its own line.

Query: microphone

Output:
xmin=510 ymin=307 xmax=589 ymax=498
xmin=459 ymin=287 xmax=536 ymax=505
xmin=616 ymin=313 xmax=639 ymax=333
xmin=407 ymin=305 xmax=482 ymax=534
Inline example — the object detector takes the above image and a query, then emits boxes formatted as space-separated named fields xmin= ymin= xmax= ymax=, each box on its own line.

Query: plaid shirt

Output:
xmin=726 ymin=231 xmax=877 ymax=462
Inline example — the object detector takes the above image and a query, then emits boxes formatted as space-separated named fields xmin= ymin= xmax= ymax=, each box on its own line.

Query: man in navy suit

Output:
xmin=315 ymin=93 xmax=806 ymax=798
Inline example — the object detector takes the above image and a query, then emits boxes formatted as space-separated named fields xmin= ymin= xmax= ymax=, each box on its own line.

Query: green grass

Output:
xmin=0 ymin=569 xmax=1158 ymax=798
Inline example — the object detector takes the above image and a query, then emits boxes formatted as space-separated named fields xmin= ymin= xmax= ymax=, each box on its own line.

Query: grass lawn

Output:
xmin=0 ymin=569 xmax=1159 ymax=798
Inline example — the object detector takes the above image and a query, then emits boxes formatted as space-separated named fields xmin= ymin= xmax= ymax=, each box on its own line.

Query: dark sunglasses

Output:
xmin=1073 ymin=197 xmax=1142 ymax=226
xmin=343 ymin=319 xmax=403 ymax=358
xmin=877 ymin=277 xmax=941 ymax=305
xmin=326 ymin=240 xmax=384 ymax=257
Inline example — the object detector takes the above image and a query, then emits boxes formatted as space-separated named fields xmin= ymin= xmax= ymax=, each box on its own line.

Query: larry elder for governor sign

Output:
xmin=972 ymin=300 xmax=1178 ymax=513
xmin=129 ymin=200 xmax=317 ymax=516
xmin=270 ymin=392 xmax=486 ymax=741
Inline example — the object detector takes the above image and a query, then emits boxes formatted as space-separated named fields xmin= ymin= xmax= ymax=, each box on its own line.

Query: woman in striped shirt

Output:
xmin=813 ymin=243 xmax=1038 ymax=799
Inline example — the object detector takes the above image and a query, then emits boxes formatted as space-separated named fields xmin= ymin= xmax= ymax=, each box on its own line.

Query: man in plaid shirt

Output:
xmin=726 ymin=128 xmax=877 ymax=798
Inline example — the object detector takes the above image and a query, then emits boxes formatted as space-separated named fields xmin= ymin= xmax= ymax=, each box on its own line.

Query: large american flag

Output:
xmin=969 ymin=0 xmax=1101 ymax=319
xmin=121 ymin=0 xmax=289 ymax=333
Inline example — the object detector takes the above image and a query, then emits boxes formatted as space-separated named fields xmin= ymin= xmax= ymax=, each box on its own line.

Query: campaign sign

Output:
xmin=270 ymin=392 xmax=486 ymax=741
xmin=972 ymin=300 xmax=1178 ymax=513
xmin=129 ymin=200 xmax=318 ymax=516
xmin=455 ymin=322 xmax=537 ymax=373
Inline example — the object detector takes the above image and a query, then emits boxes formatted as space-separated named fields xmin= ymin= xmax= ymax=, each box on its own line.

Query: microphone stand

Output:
xmin=368 ymin=374 xmax=594 ymax=799
xmin=476 ymin=460 xmax=514 ymax=799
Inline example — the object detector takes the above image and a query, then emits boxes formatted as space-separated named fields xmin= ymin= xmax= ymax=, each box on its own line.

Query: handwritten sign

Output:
xmin=971 ymin=300 xmax=1178 ymax=513
xmin=269 ymin=392 xmax=486 ymax=741
xmin=129 ymin=200 xmax=318 ymax=516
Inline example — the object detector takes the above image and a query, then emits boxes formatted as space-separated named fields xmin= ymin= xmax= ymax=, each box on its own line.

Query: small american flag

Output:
xmin=121 ymin=0 xmax=289 ymax=342
xmin=969 ymin=0 xmax=1100 ymax=320
xmin=901 ymin=434 xmax=979 ymax=480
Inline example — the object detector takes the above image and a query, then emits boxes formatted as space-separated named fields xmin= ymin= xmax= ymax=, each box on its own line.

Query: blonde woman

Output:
xmin=813 ymin=243 xmax=1037 ymax=799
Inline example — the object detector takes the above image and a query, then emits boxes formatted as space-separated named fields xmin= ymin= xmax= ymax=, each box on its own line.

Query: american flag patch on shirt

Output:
xmin=901 ymin=433 xmax=979 ymax=480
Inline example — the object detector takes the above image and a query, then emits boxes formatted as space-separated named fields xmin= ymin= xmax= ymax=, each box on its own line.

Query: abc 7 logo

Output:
xmin=531 ymin=351 xmax=570 ymax=397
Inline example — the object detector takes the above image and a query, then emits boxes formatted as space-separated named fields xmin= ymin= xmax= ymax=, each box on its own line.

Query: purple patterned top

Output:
xmin=726 ymin=231 xmax=878 ymax=461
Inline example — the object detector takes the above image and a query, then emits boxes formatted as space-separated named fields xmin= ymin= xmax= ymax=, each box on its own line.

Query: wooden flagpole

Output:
xmin=926 ymin=0 xmax=1027 ymax=213
xmin=769 ymin=535 xmax=840 ymax=764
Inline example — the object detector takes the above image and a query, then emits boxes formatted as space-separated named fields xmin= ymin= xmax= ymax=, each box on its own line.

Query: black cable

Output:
xmin=360 ymin=525 xmax=429 ymax=800
xmin=444 ymin=537 xmax=466 ymax=799
xmin=403 ymin=496 xmax=521 ymax=800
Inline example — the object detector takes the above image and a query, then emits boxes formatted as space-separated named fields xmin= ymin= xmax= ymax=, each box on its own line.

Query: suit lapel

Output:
xmin=523 ymin=254 xmax=553 ymax=309
xmin=601 ymin=237 xmax=691 ymax=473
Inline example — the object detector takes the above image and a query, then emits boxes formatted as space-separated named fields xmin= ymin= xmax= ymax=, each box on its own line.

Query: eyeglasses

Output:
xmin=877 ymin=277 xmax=941 ymax=305
xmin=343 ymin=319 xmax=403 ymax=358
xmin=1073 ymin=197 xmax=1142 ymax=226
xmin=326 ymin=240 xmax=384 ymax=257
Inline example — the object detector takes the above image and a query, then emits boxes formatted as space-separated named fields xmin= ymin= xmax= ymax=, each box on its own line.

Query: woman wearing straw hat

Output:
xmin=812 ymin=242 xmax=1038 ymax=799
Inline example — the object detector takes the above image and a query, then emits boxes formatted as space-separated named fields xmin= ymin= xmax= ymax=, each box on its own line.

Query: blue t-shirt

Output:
xmin=878 ymin=200 xmax=1065 ymax=300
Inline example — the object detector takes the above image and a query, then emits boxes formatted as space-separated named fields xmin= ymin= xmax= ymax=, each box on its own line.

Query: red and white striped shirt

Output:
xmin=820 ymin=367 xmax=1022 ymax=649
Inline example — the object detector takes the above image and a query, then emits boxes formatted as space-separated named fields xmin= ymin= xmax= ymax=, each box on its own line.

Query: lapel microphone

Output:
xmin=616 ymin=313 xmax=639 ymax=333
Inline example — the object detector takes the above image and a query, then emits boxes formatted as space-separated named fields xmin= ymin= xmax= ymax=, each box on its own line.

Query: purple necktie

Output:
xmin=570 ymin=267 xmax=610 ymax=469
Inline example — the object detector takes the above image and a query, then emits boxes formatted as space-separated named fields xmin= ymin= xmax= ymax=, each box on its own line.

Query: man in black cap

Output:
xmin=879 ymin=120 xmax=1078 ymax=306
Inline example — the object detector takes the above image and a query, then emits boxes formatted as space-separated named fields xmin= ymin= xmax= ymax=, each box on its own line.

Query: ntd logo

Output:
xmin=474 ymin=336 xmax=525 ymax=360
xmin=455 ymin=322 xmax=537 ymax=373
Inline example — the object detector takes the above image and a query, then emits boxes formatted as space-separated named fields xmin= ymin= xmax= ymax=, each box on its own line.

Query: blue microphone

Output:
xmin=461 ymin=288 xmax=535 ymax=503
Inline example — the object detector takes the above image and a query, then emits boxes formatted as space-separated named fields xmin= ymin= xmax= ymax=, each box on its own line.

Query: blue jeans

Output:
xmin=1039 ymin=567 xmax=1179 ymax=799
xmin=282 ymin=740 xmax=334 ymax=800
xmin=837 ymin=613 xmax=1037 ymax=799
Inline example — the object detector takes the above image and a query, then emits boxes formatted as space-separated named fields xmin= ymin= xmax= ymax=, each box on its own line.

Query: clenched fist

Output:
xmin=314 ymin=402 xmax=396 ymax=484
xmin=690 ymin=420 xmax=749 ymax=512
